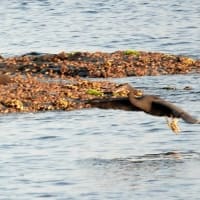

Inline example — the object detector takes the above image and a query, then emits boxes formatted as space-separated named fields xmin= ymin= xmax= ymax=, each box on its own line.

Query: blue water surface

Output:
xmin=0 ymin=1 xmax=200 ymax=199
xmin=0 ymin=0 xmax=200 ymax=57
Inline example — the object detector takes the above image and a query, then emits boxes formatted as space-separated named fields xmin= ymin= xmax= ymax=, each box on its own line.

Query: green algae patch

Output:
xmin=123 ymin=49 xmax=140 ymax=56
xmin=86 ymin=89 xmax=104 ymax=96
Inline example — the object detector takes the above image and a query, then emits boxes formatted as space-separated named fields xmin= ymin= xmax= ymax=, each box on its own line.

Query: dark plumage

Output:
xmin=128 ymin=90 xmax=199 ymax=124
xmin=86 ymin=84 xmax=199 ymax=133
xmin=87 ymin=97 xmax=137 ymax=111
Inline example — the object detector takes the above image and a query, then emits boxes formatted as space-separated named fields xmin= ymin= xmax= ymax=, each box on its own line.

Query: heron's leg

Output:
xmin=166 ymin=117 xmax=181 ymax=134
xmin=171 ymin=118 xmax=181 ymax=134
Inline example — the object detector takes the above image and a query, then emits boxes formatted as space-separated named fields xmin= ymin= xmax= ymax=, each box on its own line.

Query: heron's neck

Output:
xmin=128 ymin=92 xmax=149 ymax=111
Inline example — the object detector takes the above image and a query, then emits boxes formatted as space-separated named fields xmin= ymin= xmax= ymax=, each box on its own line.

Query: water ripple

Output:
xmin=1 ymin=0 xmax=200 ymax=56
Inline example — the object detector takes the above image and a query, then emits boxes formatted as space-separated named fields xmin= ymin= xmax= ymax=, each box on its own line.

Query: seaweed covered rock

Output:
xmin=0 ymin=50 xmax=199 ymax=78
xmin=0 ymin=50 xmax=199 ymax=114
xmin=0 ymin=74 xmax=130 ymax=113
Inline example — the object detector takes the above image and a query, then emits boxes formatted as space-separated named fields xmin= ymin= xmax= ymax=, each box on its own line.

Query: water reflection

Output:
xmin=77 ymin=150 xmax=200 ymax=197
xmin=80 ymin=150 xmax=200 ymax=169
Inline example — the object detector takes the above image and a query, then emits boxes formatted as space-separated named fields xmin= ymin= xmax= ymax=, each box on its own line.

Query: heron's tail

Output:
xmin=183 ymin=114 xmax=200 ymax=124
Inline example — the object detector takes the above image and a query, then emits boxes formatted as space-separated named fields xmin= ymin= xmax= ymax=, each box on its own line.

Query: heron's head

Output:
xmin=115 ymin=83 xmax=143 ymax=97
xmin=132 ymin=89 xmax=143 ymax=98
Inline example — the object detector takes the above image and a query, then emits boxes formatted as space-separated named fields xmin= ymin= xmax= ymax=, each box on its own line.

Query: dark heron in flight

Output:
xmin=87 ymin=84 xmax=199 ymax=133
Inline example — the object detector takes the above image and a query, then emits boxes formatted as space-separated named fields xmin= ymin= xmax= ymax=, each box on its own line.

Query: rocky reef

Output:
xmin=0 ymin=50 xmax=199 ymax=113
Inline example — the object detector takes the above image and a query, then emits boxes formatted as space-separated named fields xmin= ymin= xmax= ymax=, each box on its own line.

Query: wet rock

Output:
xmin=0 ymin=50 xmax=199 ymax=78
xmin=162 ymin=86 xmax=177 ymax=90
xmin=66 ymin=65 xmax=89 ymax=77
xmin=0 ymin=74 xmax=13 ymax=85
xmin=0 ymin=50 xmax=199 ymax=114
xmin=22 ymin=52 xmax=47 ymax=57
xmin=183 ymin=86 xmax=193 ymax=90
xmin=0 ymin=74 xmax=126 ymax=113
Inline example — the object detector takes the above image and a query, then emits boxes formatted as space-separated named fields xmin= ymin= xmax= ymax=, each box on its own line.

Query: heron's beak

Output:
xmin=166 ymin=118 xmax=181 ymax=134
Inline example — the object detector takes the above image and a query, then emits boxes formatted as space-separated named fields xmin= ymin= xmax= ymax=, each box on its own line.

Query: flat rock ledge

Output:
xmin=0 ymin=50 xmax=199 ymax=113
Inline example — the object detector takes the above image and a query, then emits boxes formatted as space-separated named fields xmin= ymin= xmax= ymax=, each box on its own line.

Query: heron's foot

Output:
xmin=166 ymin=118 xmax=181 ymax=134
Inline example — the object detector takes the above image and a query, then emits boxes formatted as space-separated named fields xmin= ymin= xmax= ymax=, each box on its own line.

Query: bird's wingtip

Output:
xmin=189 ymin=118 xmax=200 ymax=124
xmin=196 ymin=119 xmax=200 ymax=124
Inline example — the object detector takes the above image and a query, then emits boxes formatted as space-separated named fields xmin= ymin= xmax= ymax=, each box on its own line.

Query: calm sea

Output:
xmin=0 ymin=1 xmax=200 ymax=199
xmin=0 ymin=0 xmax=200 ymax=57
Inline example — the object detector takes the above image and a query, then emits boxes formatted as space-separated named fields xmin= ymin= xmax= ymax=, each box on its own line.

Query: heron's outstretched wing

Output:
xmin=85 ymin=97 xmax=140 ymax=111
xmin=152 ymin=98 xmax=199 ymax=124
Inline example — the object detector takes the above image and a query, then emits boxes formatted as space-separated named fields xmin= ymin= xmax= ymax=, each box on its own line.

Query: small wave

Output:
xmin=131 ymin=150 xmax=200 ymax=161
xmin=79 ymin=150 xmax=200 ymax=168
xmin=31 ymin=135 xmax=60 ymax=140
